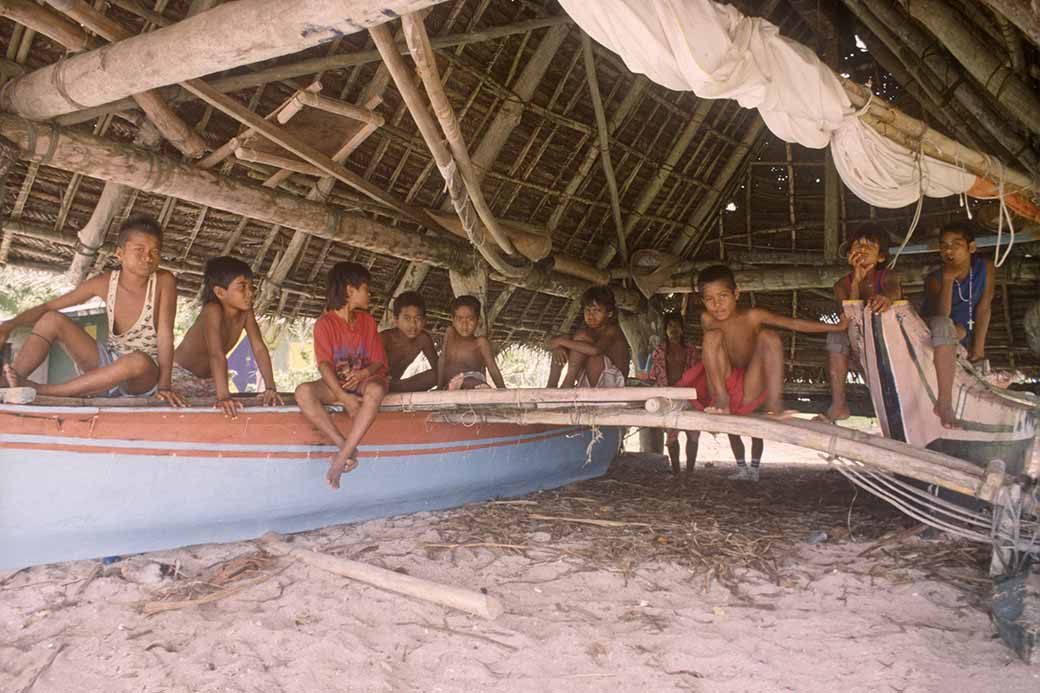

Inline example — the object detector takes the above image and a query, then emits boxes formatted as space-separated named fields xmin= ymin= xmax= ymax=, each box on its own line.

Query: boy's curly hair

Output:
xmin=393 ymin=290 xmax=426 ymax=317
xmin=202 ymin=256 xmax=253 ymax=304
xmin=696 ymin=265 xmax=736 ymax=293
xmin=579 ymin=286 xmax=617 ymax=319
xmin=115 ymin=215 xmax=163 ymax=247
xmin=450 ymin=294 xmax=482 ymax=316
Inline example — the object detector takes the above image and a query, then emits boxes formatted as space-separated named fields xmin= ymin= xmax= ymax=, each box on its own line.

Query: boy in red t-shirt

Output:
xmin=295 ymin=262 xmax=388 ymax=490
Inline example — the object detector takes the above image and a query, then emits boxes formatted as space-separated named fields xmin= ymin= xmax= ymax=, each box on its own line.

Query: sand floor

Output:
xmin=2 ymin=451 xmax=1038 ymax=692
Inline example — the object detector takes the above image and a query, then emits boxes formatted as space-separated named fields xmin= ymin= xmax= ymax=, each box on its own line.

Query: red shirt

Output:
xmin=314 ymin=309 xmax=387 ymax=386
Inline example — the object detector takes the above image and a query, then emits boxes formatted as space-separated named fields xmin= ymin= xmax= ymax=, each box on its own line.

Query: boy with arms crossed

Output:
xmin=295 ymin=262 xmax=388 ymax=490
xmin=379 ymin=291 xmax=439 ymax=392
xmin=1 ymin=217 xmax=184 ymax=405
xmin=437 ymin=295 xmax=506 ymax=390
xmin=173 ymin=256 xmax=282 ymax=418
xmin=546 ymin=286 xmax=630 ymax=389
xmin=922 ymin=222 xmax=995 ymax=428
xmin=694 ymin=265 xmax=847 ymax=417
xmin=821 ymin=225 xmax=903 ymax=423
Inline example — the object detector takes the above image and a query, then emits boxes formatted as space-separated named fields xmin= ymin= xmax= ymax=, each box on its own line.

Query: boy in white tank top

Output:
xmin=1 ymin=217 xmax=185 ymax=404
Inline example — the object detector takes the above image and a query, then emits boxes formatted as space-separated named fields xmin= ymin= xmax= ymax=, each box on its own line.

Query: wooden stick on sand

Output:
xmin=259 ymin=533 xmax=503 ymax=620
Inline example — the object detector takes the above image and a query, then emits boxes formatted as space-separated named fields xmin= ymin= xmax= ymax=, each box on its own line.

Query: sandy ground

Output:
xmin=2 ymin=450 xmax=1038 ymax=692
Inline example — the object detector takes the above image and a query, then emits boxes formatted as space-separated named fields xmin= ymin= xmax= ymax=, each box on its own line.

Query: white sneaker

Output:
xmin=748 ymin=467 xmax=760 ymax=482
xmin=729 ymin=466 xmax=750 ymax=481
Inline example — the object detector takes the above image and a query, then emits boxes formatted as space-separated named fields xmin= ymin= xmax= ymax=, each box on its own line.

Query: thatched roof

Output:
xmin=1 ymin=0 xmax=1038 ymax=382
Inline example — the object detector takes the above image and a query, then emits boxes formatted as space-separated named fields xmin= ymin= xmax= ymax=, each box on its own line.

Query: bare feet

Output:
xmin=326 ymin=448 xmax=359 ymax=490
xmin=933 ymin=403 xmax=961 ymax=429
xmin=814 ymin=404 xmax=851 ymax=424
xmin=705 ymin=396 xmax=731 ymax=414
xmin=3 ymin=364 xmax=29 ymax=388
xmin=765 ymin=408 xmax=799 ymax=419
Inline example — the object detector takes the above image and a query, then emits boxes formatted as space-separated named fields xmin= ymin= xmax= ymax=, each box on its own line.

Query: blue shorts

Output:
xmin=93 ymin=341 xmax=159 ymax=398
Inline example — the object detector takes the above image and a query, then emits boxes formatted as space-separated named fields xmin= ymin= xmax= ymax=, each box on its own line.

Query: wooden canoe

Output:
xmin=0 ymin=403 xmax=620 ymax=570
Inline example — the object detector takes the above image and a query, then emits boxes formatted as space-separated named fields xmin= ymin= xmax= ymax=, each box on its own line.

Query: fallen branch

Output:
xmin=260 ymin=533 xmax=503 ymax=620
xmin=528 ymin=514 xmax=652 ymax=529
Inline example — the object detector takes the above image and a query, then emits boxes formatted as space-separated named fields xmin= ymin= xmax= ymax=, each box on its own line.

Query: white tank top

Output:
xmin=105 ymin=270 xmax=159 ymax=360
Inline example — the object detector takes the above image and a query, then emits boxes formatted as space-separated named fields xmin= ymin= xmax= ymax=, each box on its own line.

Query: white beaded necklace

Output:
xmin=953 ymin=262 xmax=974 ymax=331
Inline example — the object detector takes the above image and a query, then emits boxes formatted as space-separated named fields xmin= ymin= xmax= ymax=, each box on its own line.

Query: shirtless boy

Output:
xmin=295 ymin=262 xmax=387 ymax=489
xmin=379 ymin=291 xmax=438 ymax=392
xmin=1 ymin=216 xmax=184 ymax=405
xmin=173 ymin=256 xmax=282 ymax=418
xmin=437 ymin=295 xmax=505 ymax=390
xmin=922 ymin=221 xmax=995 ymax=428
xmin=695 ymin=265 xmax=847 ymax=416
xmin=546 ymin=286 xmax=630 ymax=388
xmin=821 ymin=225 xmax=902 ymax=423
xmin=647 ymin=312 xmax=700 ymax=475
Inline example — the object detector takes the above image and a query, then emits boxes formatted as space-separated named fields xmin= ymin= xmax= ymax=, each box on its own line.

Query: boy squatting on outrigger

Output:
xmin=1 ymin=217 xmax=185 ymax=404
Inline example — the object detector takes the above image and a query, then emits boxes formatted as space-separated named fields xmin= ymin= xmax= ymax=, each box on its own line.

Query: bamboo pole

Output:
xmin=581 ymin=33 xmax=628 ymax=263
xmin=402 ymin=13 xmax=520 ymax=258
xmin=435 ymin=409 xmax=988 ymax=500
xmin=260 ymin=535 xmax=503 ymax=619
xmin=896 ymin=0 xmax=1040 ymax=137
xmin=979 ymin=0 xmax=1040 ymax=48
xmin=1 ymin=0 xmax=442 ymax=120
xmin=370 ymin=22 xmax=526 ymax=278
xmin=0 ymin=0 xmax=90 ymax=51
xmin=843 ymin=0 xmax=1040 ymax=175
xmin=286 ymin=92 xmax=385 ymax=127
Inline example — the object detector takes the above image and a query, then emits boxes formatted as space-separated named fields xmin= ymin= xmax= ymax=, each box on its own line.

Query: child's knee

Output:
xmin=757 ymin=329 xmax=782 ymax=352
xmin=702 ymin=329 xmax=724 ymax=349
xmin=35 ymin=310 xmax=68 ymax=334
xmin=927 ymin=316 xmax=959 ymax=348
xmin=123 ymin=351 xmax=156 ymax=375
xmin=295 ymin=381 xmax=316 ymax=400
xmin=362 ymin=380 xmax=386 ymax=399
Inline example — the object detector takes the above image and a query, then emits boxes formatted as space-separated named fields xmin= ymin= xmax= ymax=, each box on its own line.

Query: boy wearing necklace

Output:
xmin=922 ymin=222 xmax=995 ymax=429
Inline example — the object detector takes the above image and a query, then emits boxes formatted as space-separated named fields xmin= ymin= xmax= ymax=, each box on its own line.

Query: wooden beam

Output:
xmin=0 ymin=0 xmax=90 ymax=51
xmin=1 ymin=0 xmax=444 ymax=120
xmin=181 ymin=79 xmax=441 ymax=229
xmin=0 ymin=114 xmax=645 ymax=310
xmin=979 ymin=0 xmax=1040 ymax=48
xmin=581 ymin=33 xmax=627 ymax=263
xmin=41 ymin=0 xmax=206 ymax=158
xmin=53 ymin=15 xmax=573 ymax=127
xmin=896 ymin=0 xmax=1040 ymax=137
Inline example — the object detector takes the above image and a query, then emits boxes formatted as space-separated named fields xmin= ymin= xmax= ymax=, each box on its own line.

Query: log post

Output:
xmin=618 ymin=305 xmax=663 ymax=454
xmin=448 ymin=264 xmax=489 ymax=334
xmin=66 ymin=121 xmax=162 ymax=282
xmin=0 ymin=0 xmax=444 ymax=120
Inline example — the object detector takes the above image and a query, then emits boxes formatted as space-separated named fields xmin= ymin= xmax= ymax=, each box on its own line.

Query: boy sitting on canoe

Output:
xmin=437 ymin=295 xmax=506 ymax=390
xmin=1 ymin=216 xmax=185 ymax=405
xmin=922 ymin=221 xmax=995 ymax=428
xmin=684 ymin=265 xmax=847 ymax=417
xmin=819 ymin=225 xmax=903 ymax=423
xmin=379 ymin=290 xmax=439 ymax=392
xmin=546 ymin=286 xmax=630 ymax=388
xmin=172 ymin=256 xmax=282 ymax=418
xmin=295 ymin=262 xmax=388 ymax=490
